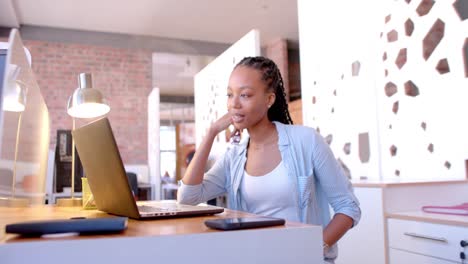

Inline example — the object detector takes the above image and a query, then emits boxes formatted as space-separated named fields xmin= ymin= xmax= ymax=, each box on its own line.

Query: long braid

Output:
xmin=235 ymin=56 xmax=293 ymax=125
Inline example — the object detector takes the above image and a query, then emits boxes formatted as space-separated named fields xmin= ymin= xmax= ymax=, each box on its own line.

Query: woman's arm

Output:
xmin=309 ymin=129 xmax=361 ymax=247
xmin=323 ymin=213 xmax=354 ymax=247
xmin=178 ymin=113 xmax=234 ymax=205
xmin=181 ymin=113 xmax=232 ymax=185
xmin=181 ymin=128 xmax=217 ymax=185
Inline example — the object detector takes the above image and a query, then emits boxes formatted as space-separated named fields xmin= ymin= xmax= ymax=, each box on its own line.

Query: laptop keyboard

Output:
xmin=138 ymin=205 xmax=181 ymax=213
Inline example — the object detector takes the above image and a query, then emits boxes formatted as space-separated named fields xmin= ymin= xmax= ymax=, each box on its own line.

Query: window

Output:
xmin=159 ymin=126 xmax=176 ymax=180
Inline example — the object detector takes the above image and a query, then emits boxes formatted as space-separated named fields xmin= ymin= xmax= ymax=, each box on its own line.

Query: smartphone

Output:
xmin=204 ymin=217 xmax=285 ymax=231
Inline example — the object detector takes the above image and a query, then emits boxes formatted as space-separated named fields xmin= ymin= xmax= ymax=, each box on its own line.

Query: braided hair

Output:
xmin=235 ymin=56 xmax=293 ymax=125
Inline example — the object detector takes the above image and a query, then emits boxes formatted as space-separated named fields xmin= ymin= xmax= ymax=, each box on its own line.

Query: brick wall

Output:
xmin=264 ymin=39 xmax=302 ymax=125
xmin=264 ymin=39 xmax=290 ymax=101
xmin=288 ymin=48 xmax=301 ymax=101
xmin=24 ymin=40 xmax=152 ymax=164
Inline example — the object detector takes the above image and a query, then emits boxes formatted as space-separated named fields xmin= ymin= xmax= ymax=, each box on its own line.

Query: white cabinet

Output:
xmin=389 ymin=248 xmax=457 ymax=264
xmin=388 ymin=218 xmax=467 ymax=263
xmin=335 ymin=187 xmax=386 ymax=264
xmin=334 ymin=180 xmax=468 ymax=264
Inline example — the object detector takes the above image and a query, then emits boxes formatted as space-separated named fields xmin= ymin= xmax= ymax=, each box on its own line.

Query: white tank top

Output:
xmin=240 ymin=161 xmax=299 ymax=222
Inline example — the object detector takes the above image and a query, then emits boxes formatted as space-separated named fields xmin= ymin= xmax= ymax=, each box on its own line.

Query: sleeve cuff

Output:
xmin=335 ymin=207 xmax=361 ymax=228
xmin=177 ymin=180 xmax=203 ymax=205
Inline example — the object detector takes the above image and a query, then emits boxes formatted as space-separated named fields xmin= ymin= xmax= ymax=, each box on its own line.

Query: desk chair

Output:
xmin=0 ymin=168 xmax=13 ymax=187
xmin=125 ymin=172 xmax=138 ymax=199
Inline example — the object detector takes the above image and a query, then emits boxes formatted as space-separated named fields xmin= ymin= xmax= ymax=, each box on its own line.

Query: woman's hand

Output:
xmin=209 ymin=112 xmax=233 ymax=136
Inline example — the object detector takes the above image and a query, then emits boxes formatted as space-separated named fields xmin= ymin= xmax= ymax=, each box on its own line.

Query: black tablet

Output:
xmin=5 ymin=217 xmax=128 ymax=236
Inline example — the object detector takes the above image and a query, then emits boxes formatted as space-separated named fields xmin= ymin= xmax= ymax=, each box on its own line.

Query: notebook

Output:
xmin=72 ymin=117 xmax=224 ymax=219
xmin=422 ymin=203 xmax=468 ymax=216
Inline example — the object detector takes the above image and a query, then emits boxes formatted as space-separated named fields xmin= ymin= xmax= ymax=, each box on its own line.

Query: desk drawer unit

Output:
xmin=390 ymin=248 xmax=457 ymax=264
xmin=388 ymin=218 xmax=467 ymax=263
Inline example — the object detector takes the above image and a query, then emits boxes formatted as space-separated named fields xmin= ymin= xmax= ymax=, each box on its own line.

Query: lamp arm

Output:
xmin=71 ymin=118 xmax=76 ymax=199
xmin=11 ymin=112 xmax=23 ymax=197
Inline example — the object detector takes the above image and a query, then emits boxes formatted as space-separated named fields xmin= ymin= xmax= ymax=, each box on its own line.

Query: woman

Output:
xmin=178 ymin=56 xmax=360 ymax=262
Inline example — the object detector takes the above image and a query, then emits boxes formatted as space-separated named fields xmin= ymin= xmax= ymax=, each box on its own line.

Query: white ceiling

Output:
xmin=0 ymin=0 xmax=299 ymax=97
xmin=153 ymin=53 xmax=214 ymax=96
xmin=2 ymin=0 xmax=299 ymax=45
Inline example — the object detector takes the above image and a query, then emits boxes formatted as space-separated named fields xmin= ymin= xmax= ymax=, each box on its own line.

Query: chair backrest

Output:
xmin=123 ymin=164 xmax=149 ymax=183
xmin=0 ymin=167 xmax=13 ymax=187
xmin=125 ymin=172 xmax=138 ymax=198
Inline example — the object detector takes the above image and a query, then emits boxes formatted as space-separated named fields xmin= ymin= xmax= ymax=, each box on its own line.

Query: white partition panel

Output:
xmin=298 ymin=0 xmax=383 ymax=180
xmin=148 ymin=87 xmax=160 ymax=199
xmin=298 ymin=0 xmax=468 ymax=181
xmin=375 ymin=0 xmax=468 ymax=180
xmin=194 ymin=30 xmax=260 ymax=159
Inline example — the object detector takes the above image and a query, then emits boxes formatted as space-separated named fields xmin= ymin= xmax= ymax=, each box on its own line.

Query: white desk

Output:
xmin=0 ymin=206 xmax=323 ymax=264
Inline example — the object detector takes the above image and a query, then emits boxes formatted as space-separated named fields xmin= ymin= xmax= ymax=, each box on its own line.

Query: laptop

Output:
xmin=72 ymin=117 xmax=224 ymax=219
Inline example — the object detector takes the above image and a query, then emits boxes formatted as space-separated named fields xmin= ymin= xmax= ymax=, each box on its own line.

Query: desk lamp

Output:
xmin=0 ymin=71 xmax=29 ymax=207
xmin=56 ymin=73 xmax=109 ymax=207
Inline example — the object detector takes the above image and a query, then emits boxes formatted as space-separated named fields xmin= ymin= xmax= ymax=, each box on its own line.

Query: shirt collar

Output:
xmin=234 ymin=121 xmax=290 ymax=157
xmin=273 ymin=121 xmax=290 ymax=147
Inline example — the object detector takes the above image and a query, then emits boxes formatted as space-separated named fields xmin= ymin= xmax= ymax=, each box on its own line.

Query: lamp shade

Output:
xmin=3 ymin=81 xmax=26 ymax=112
xmin=67 ymin=73 xmax=110 ymax=118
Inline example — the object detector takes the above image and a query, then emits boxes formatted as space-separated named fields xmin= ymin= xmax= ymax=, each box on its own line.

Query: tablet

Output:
xmin=5 ymin=217 xmax=128 ymax=236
